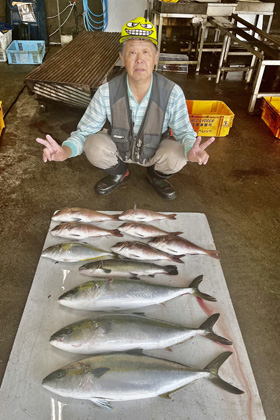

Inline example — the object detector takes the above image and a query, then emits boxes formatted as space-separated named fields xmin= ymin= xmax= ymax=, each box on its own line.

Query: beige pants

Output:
xmin=84 ymin=132 xmax=188 ymax=175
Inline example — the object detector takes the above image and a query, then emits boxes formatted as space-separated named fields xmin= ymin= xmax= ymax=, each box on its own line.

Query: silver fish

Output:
xmin=49 ymin=313 xmax=232 ymax=354
xmin=41 ymin=243 xmax=113 ymax=262
xmin=58 ymin=275 xmax=216 ymax=311
xmin=79 ymin=258 xmax=178 ymax=278
xmin=111 ymin=241 xmax=184 ymax=264
xmin=51 ymin=222 xmax=123 ymax=240
xmin=149 ymin=235 xmax=219 ymax=259
xmin=118 ymin=207 xmax=176 ymax=222
xmin=42 ymin=352 xmax=243 ymax=409
xmin=52 ymin=208 xmax=119 ymax=223
xmin=118 ymin=222 xmax=182 ymax=239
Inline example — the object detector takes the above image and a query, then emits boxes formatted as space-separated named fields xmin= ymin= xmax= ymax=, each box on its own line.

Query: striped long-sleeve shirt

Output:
xmin=62 ymin=73 xmax=197 ymax=158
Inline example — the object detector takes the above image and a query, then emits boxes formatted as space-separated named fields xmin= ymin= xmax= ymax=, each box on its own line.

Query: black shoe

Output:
xmin=146 ymin=172 xmax=176 ymax=200
xmin=95 ymin=170 xmax=130 ymax=195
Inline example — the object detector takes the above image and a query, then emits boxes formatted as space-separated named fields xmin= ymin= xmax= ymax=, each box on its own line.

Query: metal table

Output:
xmin=150 ymin=1 xmax=236 ymax=72
xmin=210 ymin=14 xmax=280 ymax=113
xmin=148 ymin=1 xmax=275 ymax=73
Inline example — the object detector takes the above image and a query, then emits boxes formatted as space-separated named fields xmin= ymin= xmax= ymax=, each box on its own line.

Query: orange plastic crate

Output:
xmin=261 ymin=97 xmax=280 ymax=139
xmin=170 ymin=100 xmax=234 ymax=137
xmin=0 ymin=101 xmax=4 ymax=136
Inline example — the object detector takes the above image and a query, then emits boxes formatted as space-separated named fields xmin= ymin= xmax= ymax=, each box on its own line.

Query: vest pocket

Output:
xmin=141 ymin=134 xmax=161 ymax=159
xmin=111 ymin=128 xmax=131 ymax=156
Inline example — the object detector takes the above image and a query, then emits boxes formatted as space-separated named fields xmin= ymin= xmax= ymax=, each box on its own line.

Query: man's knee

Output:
xmin=154 ymin=140 xmax=187 ymax=174
xmin=84 ymin=133 xmax=118 ymax=169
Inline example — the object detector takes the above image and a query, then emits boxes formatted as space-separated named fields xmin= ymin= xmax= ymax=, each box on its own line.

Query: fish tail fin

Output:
xmin=171 ymin=255 xmax=185 ymax=264
xmin=206 ymin=249 xmax=219 ymax=259
xmin=200 ymin=314 xmax=232 ymax=345
xmin=189 ymin=275 xmax=217 ymax=302
xmin=204 ymin=352 xmax=244 ymax=394
xmin=112 ymin=229 xmax=123 ymax=237
xmin=167 ymin=214 xmax=177 ymax=220
xmin=165 ymin=265 xmax=178 ymax=275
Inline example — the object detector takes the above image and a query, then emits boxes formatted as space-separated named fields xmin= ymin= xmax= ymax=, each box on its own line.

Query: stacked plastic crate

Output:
xmin=0 ymin=30 xmax=13 ymax=62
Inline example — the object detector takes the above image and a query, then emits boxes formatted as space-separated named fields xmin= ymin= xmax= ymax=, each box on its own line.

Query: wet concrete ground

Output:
xmin=0 ymin=52 xmax=279 ymax=419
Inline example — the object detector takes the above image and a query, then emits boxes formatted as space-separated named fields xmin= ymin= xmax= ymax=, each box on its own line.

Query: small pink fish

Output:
xmin=111 ymin=241 xmax=185 ymax=264
xmin=118 ymin=206 xmax=176 ymax=222
xmin=52 ymin=208 xmax=119 ymax=223
xmin=118 ymin=222 xmax=182 ymax=239
xmin=51 ymin=222 xmax=123 ymax=240
xmin=148 ymin=235 xmax=219 ymax=259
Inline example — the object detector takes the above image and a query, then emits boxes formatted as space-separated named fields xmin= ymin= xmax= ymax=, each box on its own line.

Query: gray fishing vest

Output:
xmin=108 ymin=72 xmax=175 ymax=164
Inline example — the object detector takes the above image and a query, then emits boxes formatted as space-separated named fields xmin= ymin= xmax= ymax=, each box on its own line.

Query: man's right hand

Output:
xmin=36 ymin=134 xmax=72 ymax=163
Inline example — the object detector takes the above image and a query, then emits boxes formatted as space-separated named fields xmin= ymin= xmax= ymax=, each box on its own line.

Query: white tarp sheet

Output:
xmin=0 ymin=212 xmax=266 ymax=419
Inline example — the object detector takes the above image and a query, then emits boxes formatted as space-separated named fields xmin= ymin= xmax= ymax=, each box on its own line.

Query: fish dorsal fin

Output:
xmin=91 ymin=367 xmax=110 ymax=378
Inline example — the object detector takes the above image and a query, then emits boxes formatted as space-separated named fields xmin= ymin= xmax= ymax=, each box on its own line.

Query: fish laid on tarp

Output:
xmin=50 ymin=313 xmax=232 ymax=355
xmin=58 ymin=275 xmax=216 ymax=311
xmin=51 ymin=222 xmax=123 ymax=240
xmin=41 ymin=243 xmax=113 ymax=262
xmin=52 ymin=208 xmax=119 ymax=223
xmin=149 ymin=235 xmax=219 ymax=259
xmin=42 ymin=352 xmax=243 ymax=409
xmin=118 ymin=207 xmax=176 ymax=222
xmin=79 ymin=258 xmax=178 ymax=278
xmin=111 ymin=241 xmax=184 ymax=264
xmin=118 ymin=222 xmax=182 ymax=239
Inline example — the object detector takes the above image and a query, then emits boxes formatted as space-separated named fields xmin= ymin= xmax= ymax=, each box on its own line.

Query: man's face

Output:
xmin=120 ymin=39 xmax=158 ymax=83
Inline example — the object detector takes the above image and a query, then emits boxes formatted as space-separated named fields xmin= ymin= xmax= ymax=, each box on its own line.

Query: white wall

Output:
xmin=106 ymin=0 xmax=147 ymax=32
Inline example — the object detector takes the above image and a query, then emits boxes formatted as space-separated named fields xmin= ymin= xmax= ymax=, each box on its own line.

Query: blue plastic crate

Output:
xmin=6 ymin=40 xmax=45 ymax=64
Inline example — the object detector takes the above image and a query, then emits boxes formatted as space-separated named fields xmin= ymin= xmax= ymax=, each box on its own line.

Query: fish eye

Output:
xmin=64 ymin=327 xmax=73 ymax=335
xmin=127 ymin=22 xmax=138 ymax=28
xmin=141 ymin=23 xmax=153 ymax=29
xmin=56 ymin=369 xmax=65 ymax=379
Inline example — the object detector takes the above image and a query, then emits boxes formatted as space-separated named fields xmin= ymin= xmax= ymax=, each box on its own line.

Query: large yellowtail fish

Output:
xmin=50 ymin=313 xmax=232 ymax=355
xmin=58 ymin=275 xmax=216 ymax=311
xmin=42 ymin=352 xmax=243 ymax=409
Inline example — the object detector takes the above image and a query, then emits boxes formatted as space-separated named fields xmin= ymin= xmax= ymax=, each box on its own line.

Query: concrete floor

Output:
xmin=0 ymin=51 xmax=280 ymax=420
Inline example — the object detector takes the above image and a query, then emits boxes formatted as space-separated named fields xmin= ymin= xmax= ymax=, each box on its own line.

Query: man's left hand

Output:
xmin=187 ymin=136 xmax=215 ymax=165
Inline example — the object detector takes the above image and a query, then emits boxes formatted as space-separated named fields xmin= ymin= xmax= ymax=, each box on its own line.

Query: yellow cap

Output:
xmin=120 ymin=17 xmax=157 ymax=46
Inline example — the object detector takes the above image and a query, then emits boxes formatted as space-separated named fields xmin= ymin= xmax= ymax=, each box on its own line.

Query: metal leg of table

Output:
xmin=216 ymin=34 xmax=228 ymax=84
xmin=224 ymin=35 xmax=231 ymax=64
xmin=214 ymin=28 xmax=220 ymax=43
xmin=246 ymin=52 xmax=258 ymax=84
xmin=248 ymin=59 xmax=265 ymax=114
xmin=267 ymin=15 xmax=273 ymax=34
xmin=196 ymin=18 xmax=207 ymax=73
